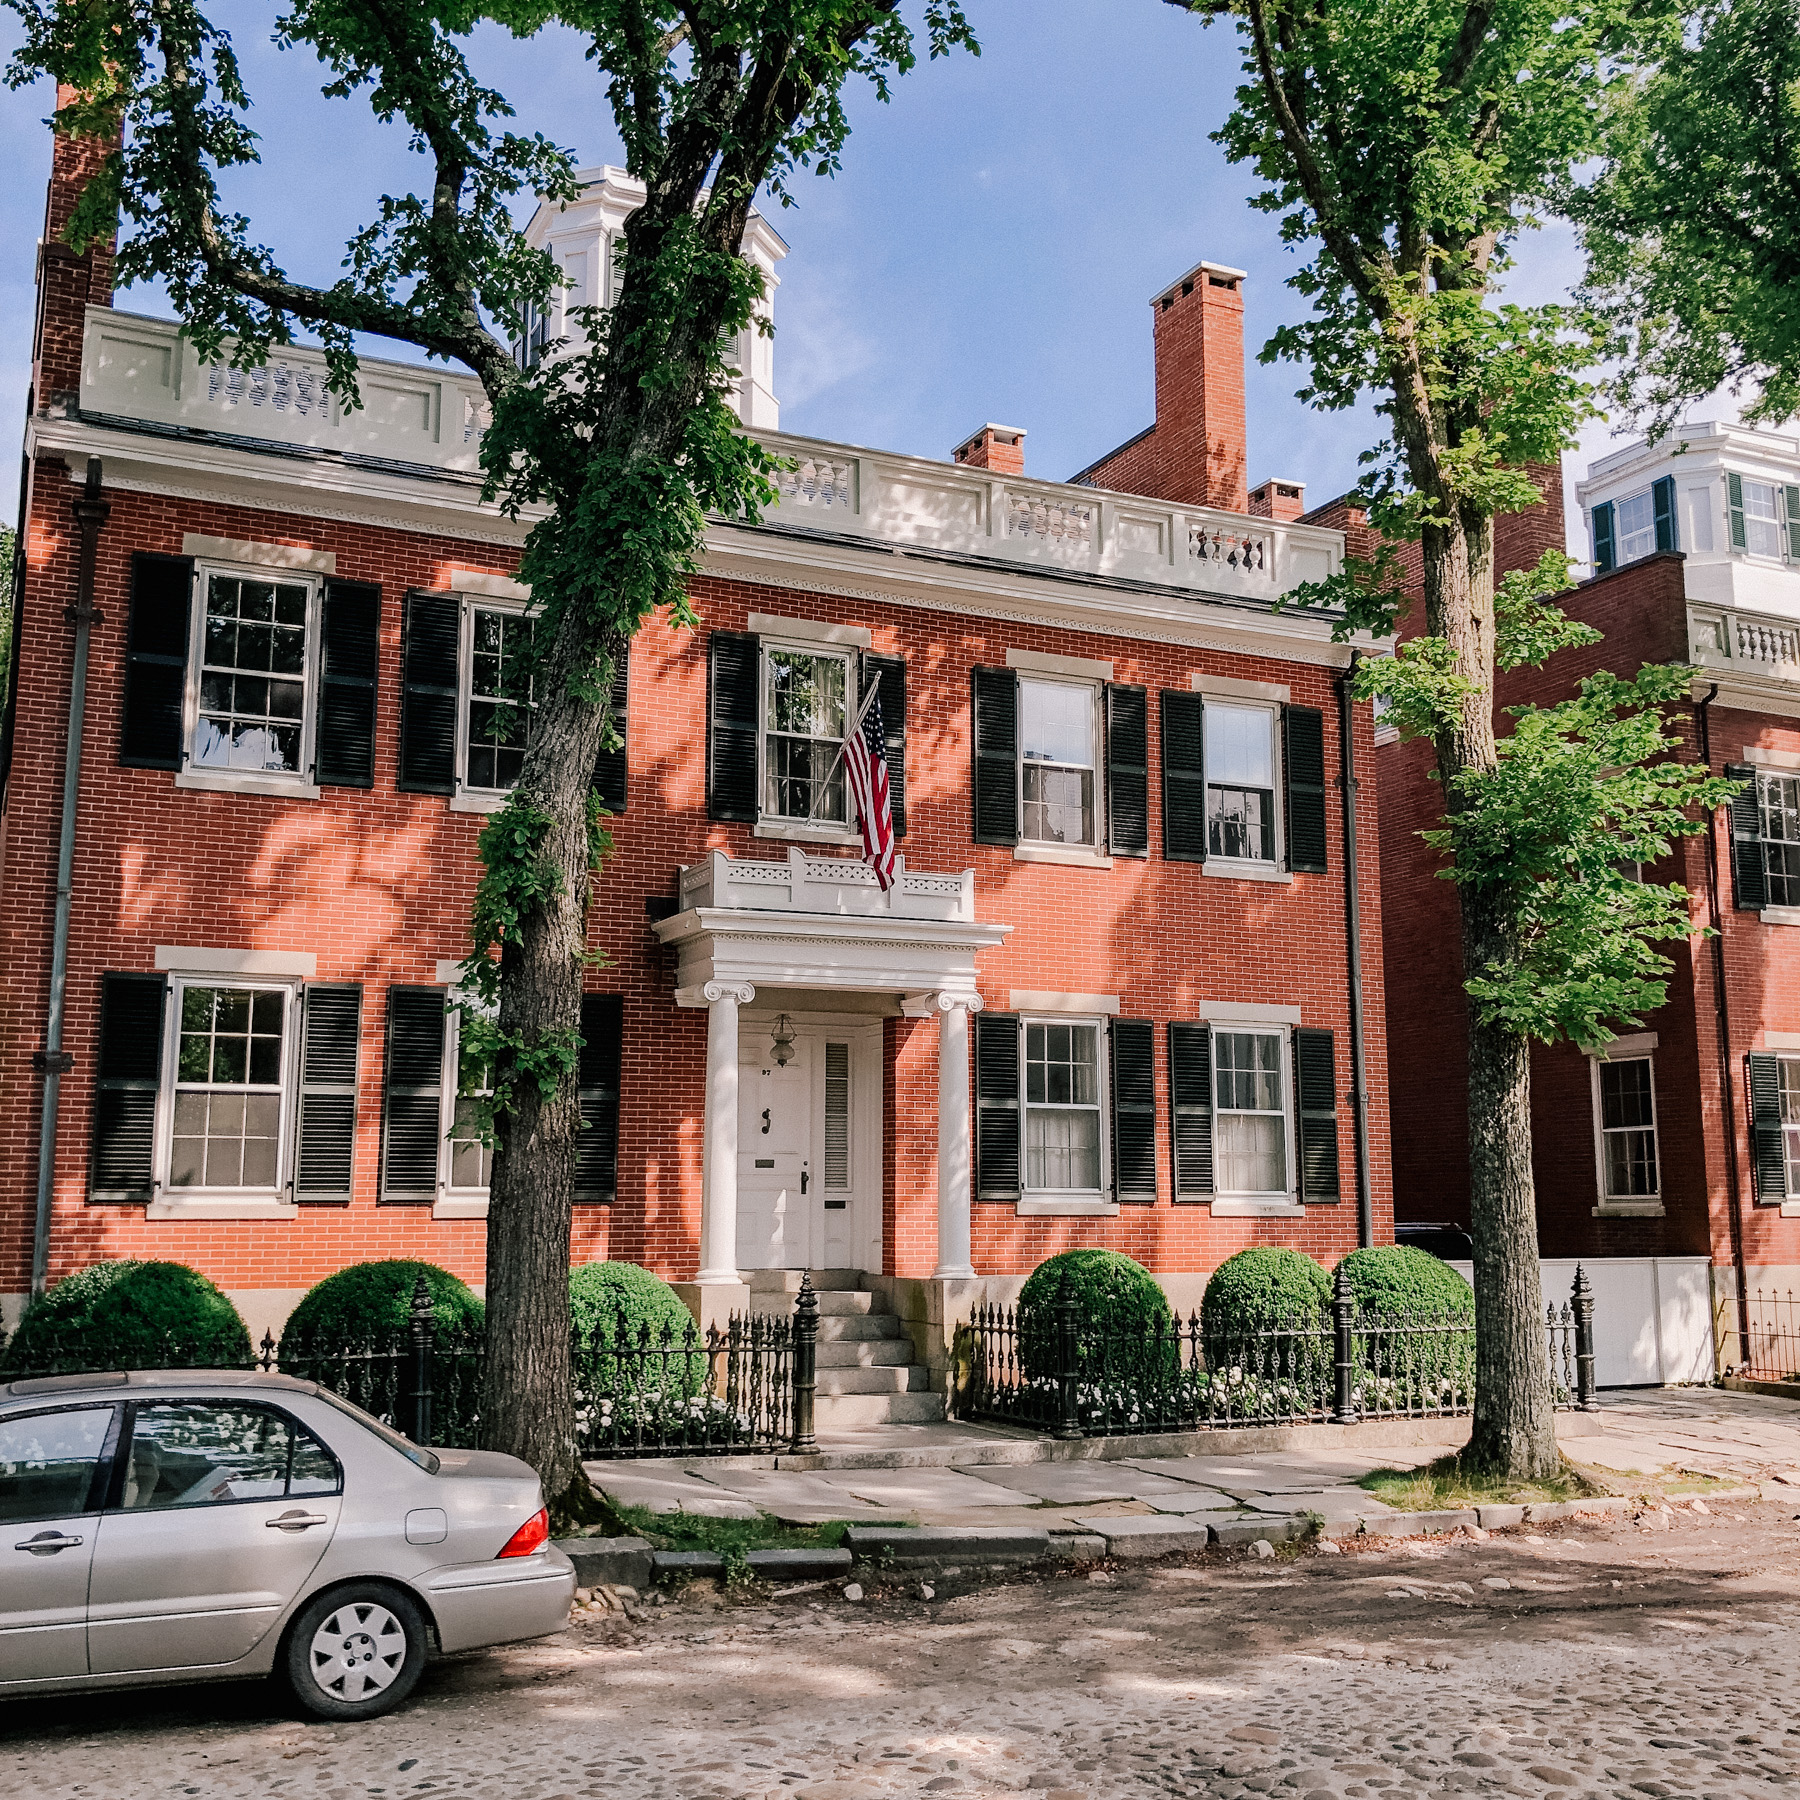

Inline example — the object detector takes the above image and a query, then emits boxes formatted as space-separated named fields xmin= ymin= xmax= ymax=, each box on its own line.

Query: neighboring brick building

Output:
xmin=3 ymin=122 xmax=1392 ymax=1415
xmin=1375 ymin=422 xmax=1800 ymax=1383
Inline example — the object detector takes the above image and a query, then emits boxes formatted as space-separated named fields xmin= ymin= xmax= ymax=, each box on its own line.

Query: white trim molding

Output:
xmin=176 ymin=769 xmax=321 ymax=802
xmin=1193 ymin=1000 xmax=1303 ymax=1025
xmin=181 ymin=534 xmax=335 ymax=573
xmin=1009 ymin=990 xmax=1121 ymax=1016
xmin=1593 ymin=1032 xmax=1659 ymax=1060
xmin=1742 ymin=744 xmax=1800 ymax=771
xmin=450 ymin=567 xmax=529 ymax=600
xmin=1007 ymin=646 xmax=1115 ymax=681
xmin=1013 ymin=843 xmax=1113 ymax=870
xmin=155 ymin=946 xmax=318 ymax=976
xmin=749 ymin=611 xmax=872 ymax=648
xmin=1763 ymin=1031 xmax=1800 ymax=1050
xmin=1190 ymin=672 xmax=1291 ymax=703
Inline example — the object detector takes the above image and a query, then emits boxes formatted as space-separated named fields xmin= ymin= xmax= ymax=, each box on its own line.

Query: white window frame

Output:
xmin=754 ymin=637 xmax=861 ymax=845
xmin=1739 ymin=477 xmax=1788 ymax=562
xmin=1614 ymin=488 xmax=1657 ymax=565
xmin=1208 ymin=1022 xmax=1297 ymax=1211
xmin=1015 ymin=673 xmax=1107 ymax=865
xmin=1017 ymin=1012 xmax=1116 ymax=1217
xmin=449 ymin=593 xmax=536 ymax=814
xmin=147 ymin=972 xmax=304 ymax=1220
xmin=176 ymin=562 xmax=324 ymax=801
xmin=1778 ymin=1054 xmax=1800 ymax=1210
xmin=1588 ymin=1034 xmax=1663 ymax=1217
xmin=1203 ymin=698 xmax=1285 ymax=879
xmin=433 ymin=1000 xmax=495 ymax=1219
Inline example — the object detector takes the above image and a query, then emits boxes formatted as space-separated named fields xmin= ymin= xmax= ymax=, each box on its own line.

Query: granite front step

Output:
xmin=816 ymin=1313 xmax=902 ymax=1342
xmin=814 ymin=1363 xmax=931 ymax=1396
xmin=816 ymin=1338 xmax=912 ymax=1368
xmin=812 ymin=1391 xmax=946 ymax=1427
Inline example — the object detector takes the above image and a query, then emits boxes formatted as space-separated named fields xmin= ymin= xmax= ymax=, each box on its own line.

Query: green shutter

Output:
xmin=860 ymin=653 xmax=908 ymax=836
xmin=592 ymin=645 xmax=629 ymax=814
xmin=1591 ymin=500 xmax=1616 ymax=574
xmin=397 ymin=591 xmax=459 ymax=794
xmin=1785 ymin=485 xmax=1800 ymax=563
xmin=380 ymin=987 xmax=446 ymax=1201
xmin=295 ymin=984 xmax=362 ymax=1204
xmin=706 ymin=632 xmax=760 ymax=822
xmin=1728 ymin=473 xmax=1747 ymax=552
xmin=317 ymin=581 xmax=380 ymax=788
xmin=1652 ymin=476 xmax=1678 ymax=554
xmin=1105 ymin=684 xmax=1149 ymax=858
xmin=1725 ymin=763 xmax=1767 ymax=911
xmin=574 ymin=992 xmax=623 ymax=1202
xmin=1748 ymin=1052 xmax=1787 ymax=1202
xmin=120 ymin=554 xmax=193 ymax=769
xmin=1109 ymin=1018 xmax=1157 ymax=1202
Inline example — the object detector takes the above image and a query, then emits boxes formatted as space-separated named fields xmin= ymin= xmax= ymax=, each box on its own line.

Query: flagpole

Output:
xmin=805 ymin=679 xmax=882 ymax=824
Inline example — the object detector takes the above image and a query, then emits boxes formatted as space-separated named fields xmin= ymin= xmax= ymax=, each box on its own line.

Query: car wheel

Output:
xmin=283 ymin=1584 xmax=429 ymax=1721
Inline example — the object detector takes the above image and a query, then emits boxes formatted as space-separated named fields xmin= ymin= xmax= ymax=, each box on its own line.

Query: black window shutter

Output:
xmin=1725 ymin=763 xmax=1766 ymax=911
xmin=1283 ymin=704 xmax=1328 ymax=874
xmin=295 ymin=984 xmax=362 ymax=1204
xmin=1161 ymin=690 xmax=1207 ymax=862
xmin=1293 ymin=1026 xmax=1341 ymax=1202
xmin=707 ymin=631 xmax=760 ymax=822
xmin=1748 ymin=1052 xmax=1787 ymax=1202
xmin=1106 ymin=684 xmax=1149 ymax=858
xmin=1728 ymin=473 xmax=1747 ymax=552
xmin=1109 ymin=1017 xmax=1157 ymax=1202
xmin=975 ymin=1010 xmax=1021 ymax=1200
xmin=317 ymin=581 xmax=380 ymax=788
xmin=972 ymin=667 xmax=1019 ymax=846
xmin=861 ymin=653 xmax=908 ymax=837
xmin=397 ymin=591 xmax=459 ymax=794
xmin=120 ymin=553 xmax=193 ymax=769
xmin=1652 ymin=476 xmax=1678 ymax=554
xmin=1168 ymin=1022 xmax=1214 ymax=1198
xmin=90 ymin=973 xmax=166 ymax=1201
xmin=1786 ymin=485 xmax=1800 ymax=563
xmin=592 ymin=645 xmax=630 ymax=814
xmin=380 ymin=987 xmax=446 ymax=1200
xmin=575 ymin=992 xmax=623 ymax=1203
xmin=1591 ymin=500 xmax=1616 ymax=574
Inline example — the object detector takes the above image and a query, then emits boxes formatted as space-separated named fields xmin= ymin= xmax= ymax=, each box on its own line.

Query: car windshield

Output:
xmin=306 ymin=1386 xmax=441 ymax=1474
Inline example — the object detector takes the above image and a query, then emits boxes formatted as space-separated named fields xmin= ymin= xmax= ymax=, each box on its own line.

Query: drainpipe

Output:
xmin=1695 ymin=683 xmax=1751 ymax=1364
xmin=30 ymin=456 xmax=108 ymax=1297
xmin=1335 ymin=652 xmax=1374 ymax=1248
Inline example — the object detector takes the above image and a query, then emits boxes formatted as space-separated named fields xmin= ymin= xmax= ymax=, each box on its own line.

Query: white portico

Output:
xmin=653 ymin=848 xmax=1010 ymax=1314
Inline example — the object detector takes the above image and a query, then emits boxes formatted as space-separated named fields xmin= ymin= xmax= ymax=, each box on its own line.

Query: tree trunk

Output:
xmin=478 ymin=631 xmax=621 ymax=1521
xmin=1419 ymin=504 xmax=1561 ymax=1478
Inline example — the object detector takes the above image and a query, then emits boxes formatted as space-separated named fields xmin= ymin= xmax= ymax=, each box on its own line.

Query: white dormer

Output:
xmin=515 ymin=165 xmax=787 ymax=429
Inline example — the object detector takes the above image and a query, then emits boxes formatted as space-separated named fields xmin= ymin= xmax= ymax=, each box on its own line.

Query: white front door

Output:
xmin=736 ymin=1020 xmax=882 ymax=1272
xmin=738 ymin=1039 xmax=813 ymax=1269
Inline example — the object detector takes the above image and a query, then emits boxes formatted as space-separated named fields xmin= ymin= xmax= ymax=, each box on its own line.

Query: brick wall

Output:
xmin=32 ymin=91 xmax=117 ymax=409
xmin=4 ymin=463 xmax=1392 ymax=1294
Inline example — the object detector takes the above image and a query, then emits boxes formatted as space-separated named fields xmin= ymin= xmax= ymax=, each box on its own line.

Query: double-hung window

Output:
xmin=460 ymin=603 xmax=535 ymax=799
xmin=1740 ymin=478 xmax=1785 ymax=560
xmin=1019 ymin=679 xmax=1100 ymax=848
xmin=1763 ymin=774 xmax=1800 ymax=906
xmin=1615 ymin=490 xmax=1657 ymax=565
xmin=437 ymin=1000 xmax=496 ymax=1216
xmin=1024 ymin=1019 xmax=1105 ymax=1194
xmin=762 ymin=643 xmax=853 ymax=829
xmin=1212 ymin=1029 xmax=1288 ymax=1197
xmin=160 ymin=977 xmax=299 ymax=1205
xmin=1590 ymin=1046 xmax=1660 ymax=1208
xmin=1781 ymin=1058 xmax=1800 ymax=1195
xmin=188 ymin=569 xmax=321 ymax=783
xmin=1205 ymin=703 xmax=1279 ymax=867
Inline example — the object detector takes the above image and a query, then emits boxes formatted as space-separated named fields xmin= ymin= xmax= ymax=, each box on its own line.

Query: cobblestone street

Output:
xmin=3 ymin=1490 xmax=1798 ymax=1800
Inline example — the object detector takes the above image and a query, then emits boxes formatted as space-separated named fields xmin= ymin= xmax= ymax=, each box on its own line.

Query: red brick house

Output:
xmin=1375 ymin=425 xmax=1800 ymax=1384
xmin=3 ymin=124 xmax=1392 ymax=1417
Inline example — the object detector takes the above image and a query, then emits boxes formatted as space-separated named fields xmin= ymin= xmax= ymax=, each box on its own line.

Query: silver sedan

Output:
xmin=0 ymin=1368 xmax=575 ymax=1720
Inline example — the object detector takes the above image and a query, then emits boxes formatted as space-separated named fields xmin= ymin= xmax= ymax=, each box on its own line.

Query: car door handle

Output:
xmin=266 ymin=1510 xmax=330 ymax=1532
xmin=15 ymin=1531 xmax=83 ymax=1554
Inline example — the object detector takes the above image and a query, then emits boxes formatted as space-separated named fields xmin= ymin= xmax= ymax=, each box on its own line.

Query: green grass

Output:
xmin=1356 ymin=1454 xmax=1604 ymax=1511
xmin=595 ymin=1498 xmax=866 ymax=1558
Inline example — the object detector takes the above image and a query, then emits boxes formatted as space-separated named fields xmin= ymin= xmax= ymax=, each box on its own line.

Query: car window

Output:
xmin=0 ymin=1406 xmax=113 ymax=1524
xmin=120 ymin=1403 xmax=342 ymax=1509
xmin=306 ymin=1385 xmax=440 ymax=1474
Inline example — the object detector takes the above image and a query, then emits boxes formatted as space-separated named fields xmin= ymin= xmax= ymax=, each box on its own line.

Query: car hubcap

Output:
xmin=309 ymin=1602 xmax=407 ymax=1701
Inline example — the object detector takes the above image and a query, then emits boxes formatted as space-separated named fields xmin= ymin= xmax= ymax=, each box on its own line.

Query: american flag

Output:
xmin=844 ymin=686 xmax=897 ymax=891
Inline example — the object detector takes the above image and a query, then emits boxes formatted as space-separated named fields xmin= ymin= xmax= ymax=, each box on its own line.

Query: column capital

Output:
xmin=702 ymin=980 xmax=755 ymax=1006
xmin=937 ymin=990 xmax=984 ymax=1015
xmin=902 ymin=989 xmax=984 ymax=1018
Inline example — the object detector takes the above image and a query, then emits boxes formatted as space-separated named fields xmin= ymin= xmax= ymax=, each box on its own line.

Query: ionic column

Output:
xmin=933 ymin=991 xmax=983 ymax=1281
xmin=696 ymin=980 xmax=754 ymax=1284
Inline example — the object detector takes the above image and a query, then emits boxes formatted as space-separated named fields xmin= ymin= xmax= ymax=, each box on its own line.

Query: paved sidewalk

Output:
xmin=586 ymin=1388 xmax=1800 ymax=1537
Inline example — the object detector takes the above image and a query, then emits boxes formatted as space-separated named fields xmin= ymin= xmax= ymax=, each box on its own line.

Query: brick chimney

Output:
xmin=1249 ymin=478 xmax=1306 ymax=522
xmin=953 ymin=424 xmax=1026 ymax=476
xmin=33 ymin=86 xmax=120 ymax=414
xmin=1072 ymin=260 xmax=1248 ymax=513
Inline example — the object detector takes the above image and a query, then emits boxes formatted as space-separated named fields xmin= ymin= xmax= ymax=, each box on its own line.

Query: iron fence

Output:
xmin=1718 ymin=1287 xmax=1800 ymax=1385
xmin=958 ymin=1264 xmax=1596 ymax=1438
xmin=0 ymin=1272 xmax=825 ymax=1459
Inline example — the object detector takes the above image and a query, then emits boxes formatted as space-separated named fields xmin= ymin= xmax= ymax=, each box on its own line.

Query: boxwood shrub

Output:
xmin=0 ymin=1259 xmax=251 ymax=1376
xmin=1336 ymin=1244 xmax=1474 ymax=1320
xmin=570 ymin=1261 xmax=704 ymax=1399
xmin=1015 ymin=1249 xmax=1173 ymax=1380
xmin=1200 ymin=1247 xmax=1330 ymax=1379
xmin=1337 ymin=1244 xmax=1475 ymax=1412
xmin=281 ymin=1259 xmax=484 ymax=1345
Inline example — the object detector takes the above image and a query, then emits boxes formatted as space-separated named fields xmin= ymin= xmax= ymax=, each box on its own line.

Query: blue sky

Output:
xmin=0 ymin=0 xmax=1618 ymax=542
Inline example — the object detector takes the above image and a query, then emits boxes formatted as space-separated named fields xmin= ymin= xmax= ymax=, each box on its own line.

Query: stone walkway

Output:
xmin=587 ymin=1388 xmax=1800 ymax=1536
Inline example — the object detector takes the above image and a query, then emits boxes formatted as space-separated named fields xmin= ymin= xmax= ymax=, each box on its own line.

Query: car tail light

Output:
xmin=497 ymin=1506 xmax=550 ymax=1559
